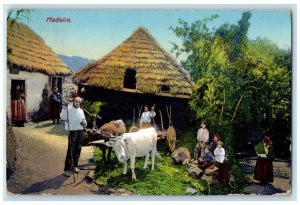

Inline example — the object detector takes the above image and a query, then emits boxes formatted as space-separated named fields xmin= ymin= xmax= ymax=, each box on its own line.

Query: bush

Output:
xmin=228 ymin=164 xmax=250 ymax=193
xmin=176 ymin=126 xmax=198 ymax=155
xmin=81 ymin=101 xmax=104 ymax=127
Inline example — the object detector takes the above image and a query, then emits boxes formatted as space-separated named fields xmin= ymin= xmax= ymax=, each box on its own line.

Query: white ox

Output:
xmin=106 ymin=127 xmax=157 ymax=180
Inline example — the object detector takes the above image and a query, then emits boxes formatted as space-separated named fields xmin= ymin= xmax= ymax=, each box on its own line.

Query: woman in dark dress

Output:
xmin=254 ymin=134 xmax=274 ymax=184
xmin=11 ymin=84 xmax=27 ymax=126
xmin=49 ymin=87 xmax=63 ymax=124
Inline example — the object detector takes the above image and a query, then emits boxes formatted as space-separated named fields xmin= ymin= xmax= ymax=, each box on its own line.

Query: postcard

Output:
xmin=5 ymin=8 xmax=292 ymax=197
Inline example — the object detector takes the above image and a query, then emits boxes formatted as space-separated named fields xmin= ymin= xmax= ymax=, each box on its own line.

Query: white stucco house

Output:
xmin=7 ymin=20 xmax=72 ymax=120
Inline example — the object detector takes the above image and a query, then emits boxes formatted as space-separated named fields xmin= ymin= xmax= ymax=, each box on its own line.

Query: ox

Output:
xmin=85 ymin=119 xmax=126 ymax=161
xmin=105 ymin=127 xmax=157 ymax=180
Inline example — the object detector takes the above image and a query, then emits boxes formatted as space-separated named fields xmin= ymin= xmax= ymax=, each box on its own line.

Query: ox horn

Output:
xmin=88 ymin=140 xmax=106 ymax=146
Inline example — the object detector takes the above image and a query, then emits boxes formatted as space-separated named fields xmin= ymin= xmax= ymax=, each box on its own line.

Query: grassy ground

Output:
xmin=93 ymin=146 xmax=206 ymax=195
xmin=93 ymin=127 xmax=249 ymax=195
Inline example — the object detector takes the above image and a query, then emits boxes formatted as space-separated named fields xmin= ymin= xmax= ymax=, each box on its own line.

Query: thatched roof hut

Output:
xmin=73 ymin=27 xmax=194 ymax=129
xmin=7 ymin=20 xmax=72 ymax=121
xmin=73 ymin=27 xmax=193 ymax=99
xmin=7 ymin=20 xmax=71 ymax=76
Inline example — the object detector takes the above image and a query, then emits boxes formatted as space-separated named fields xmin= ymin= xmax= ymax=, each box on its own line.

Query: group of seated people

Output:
xmin=194 ymin=121 xmax=229 ymax=185
xmin=138 ymin=106 xmax=230 ymax=185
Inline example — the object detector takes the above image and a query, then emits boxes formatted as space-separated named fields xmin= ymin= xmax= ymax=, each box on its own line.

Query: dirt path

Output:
xmin=240 ymin=158 xmax=291 ymax=195
xmin=6 ymin=120 xmax=129 ymax=195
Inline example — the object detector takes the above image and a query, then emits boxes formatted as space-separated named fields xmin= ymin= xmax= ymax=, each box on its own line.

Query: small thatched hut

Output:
xmin=74 ymin=27 xmax=194 ymax=128
xmin=7 ymin=20 xmax=72 ymax=120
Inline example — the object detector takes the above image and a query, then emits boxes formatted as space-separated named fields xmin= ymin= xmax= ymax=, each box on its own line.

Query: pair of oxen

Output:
xmin=83 ymin=120 xmax=157 ymax=180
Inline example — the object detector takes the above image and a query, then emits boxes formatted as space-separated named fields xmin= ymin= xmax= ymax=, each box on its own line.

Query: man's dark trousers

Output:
xmin=64 ymin=130 xmax=84 ymax=171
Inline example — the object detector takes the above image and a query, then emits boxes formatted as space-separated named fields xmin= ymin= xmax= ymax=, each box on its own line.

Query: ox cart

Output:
xmin=130 ymin=105 xmax=176 ymax=153
xmin=82 ymin=104 xmax=176 ymax=163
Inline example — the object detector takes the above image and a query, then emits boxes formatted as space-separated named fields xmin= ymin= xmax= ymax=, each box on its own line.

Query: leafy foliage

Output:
xmin=170 ymin=11 xmax=291 ymax=159
xmin=170 ymin=11 xmax=291 ymax=193
xmin=81 ymin=101 xmax=104 ymax=127
xmin=228 ymin=164 xmax=250 ymax=193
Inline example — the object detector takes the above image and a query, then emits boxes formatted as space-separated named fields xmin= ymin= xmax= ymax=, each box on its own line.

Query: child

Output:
xmin=198 ymin=146 xmax=215 ymax=171
xmin=193 ymin=121 xmax=209 ymax=160
xmin=214 ymin=141 xmax=229 ymax=185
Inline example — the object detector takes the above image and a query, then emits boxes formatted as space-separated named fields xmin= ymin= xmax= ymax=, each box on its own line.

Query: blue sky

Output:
xmin=13 ymin=9 xmax=292 ymax=60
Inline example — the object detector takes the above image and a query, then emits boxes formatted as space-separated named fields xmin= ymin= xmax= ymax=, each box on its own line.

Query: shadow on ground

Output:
xmin=244 ymin=181 xmax=285 ymax=195
xmin=34 ymin=122 xmax=67 ymax=136
xmin=23 ymin=174 xmax=68 ymax=194
xmin=34 ymin=122 xmax=54 ymax=129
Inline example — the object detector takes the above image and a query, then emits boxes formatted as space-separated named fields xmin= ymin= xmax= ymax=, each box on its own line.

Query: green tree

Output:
xmin=171 ymin=11 xmax=291 ymax=157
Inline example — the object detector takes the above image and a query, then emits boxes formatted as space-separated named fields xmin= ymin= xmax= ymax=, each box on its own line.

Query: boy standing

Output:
xmin=193 ymin=121 xmax=209 ymax=160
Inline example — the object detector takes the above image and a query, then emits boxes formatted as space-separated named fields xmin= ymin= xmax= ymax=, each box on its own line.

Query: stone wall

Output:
xmin=35 ymin=76 xmax=77 ymax=121
xmin=62 ymin=76 xmax=78 ymax=101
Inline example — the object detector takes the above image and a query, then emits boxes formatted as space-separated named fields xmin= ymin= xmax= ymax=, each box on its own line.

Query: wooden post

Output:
xmin=159 ymin=109 xmax=164 ymax=131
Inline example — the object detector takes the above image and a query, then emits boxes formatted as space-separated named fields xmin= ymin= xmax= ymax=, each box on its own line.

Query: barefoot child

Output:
xmin=198 ymin=146 xmax=215 ymax=171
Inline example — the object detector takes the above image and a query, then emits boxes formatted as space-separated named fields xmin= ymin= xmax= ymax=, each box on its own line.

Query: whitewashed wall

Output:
xmin=7 ymin=70 xmax=49 ymax=119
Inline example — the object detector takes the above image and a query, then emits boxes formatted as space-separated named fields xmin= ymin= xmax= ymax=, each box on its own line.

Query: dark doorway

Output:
xmin=50 ymin=76 xmax=63 ymax=94
xmin=123 ymin=69 xmax=136 ymax=89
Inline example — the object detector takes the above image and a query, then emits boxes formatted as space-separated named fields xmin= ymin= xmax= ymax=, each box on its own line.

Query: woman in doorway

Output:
xmin=50 ymin=86 xmax=63 ymax=124
xmin=11 ymin=84 xmax=27 ymax=127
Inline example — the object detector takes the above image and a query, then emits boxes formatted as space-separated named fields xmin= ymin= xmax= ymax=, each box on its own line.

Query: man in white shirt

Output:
xmin=193 ymin=121 xmax=209 ymax=160
xmin=139 ymin=105 xmax=156 ymax=127
xmin=60 ymin=93 xmax=87 ymax=177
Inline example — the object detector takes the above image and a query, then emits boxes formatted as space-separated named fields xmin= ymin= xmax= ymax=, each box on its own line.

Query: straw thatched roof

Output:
xmin=7 ymin=20 xmax=71 ymax=76
xmin=73 ymin=27 xmax=194 ymax=99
